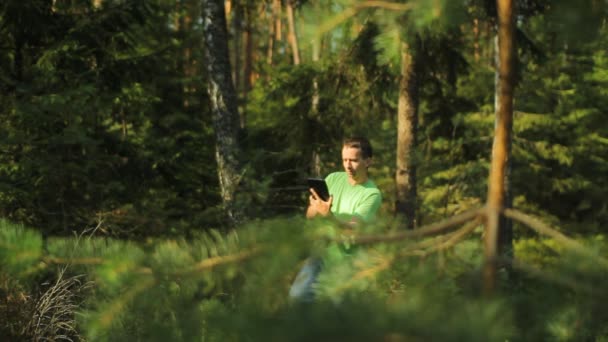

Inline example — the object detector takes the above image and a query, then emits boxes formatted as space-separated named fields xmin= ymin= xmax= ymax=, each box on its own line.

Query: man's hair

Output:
xmin=342 ymin=136 xmax=373 ymax=159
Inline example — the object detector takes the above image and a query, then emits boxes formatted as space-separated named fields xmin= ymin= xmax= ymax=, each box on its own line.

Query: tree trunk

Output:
xmin=178 ymin=0 xmax=197 ymax=109
xmin=286 ymin=0 xmax=300 ymax=65
xmin=202 ymin=0 xmax=243 ymax=226
xmin=266 ymin=1 xmax=275 ymax=67
xmin=483 ymin=0 xmax=515 ymax=295
xmin=232 ymin=0 xmax=242 ymax=96
xmin=473 ymin=18 xmax=480 ymax=62
xmin=242 ymin=0 xmax=255 ymax=128
xmin=310 ymin=37 xmax=322 ymax=177
xmin=494 ymin=34 xmax=514 ymax=266
xmin=273 ymin=0 xmax=282 ymax=42
xmin=395 ymin=39 xmax=419 ymax=229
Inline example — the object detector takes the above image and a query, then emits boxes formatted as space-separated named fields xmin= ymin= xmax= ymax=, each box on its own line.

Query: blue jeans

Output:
xmin=288 ymin=257 xmax=323 ymax=302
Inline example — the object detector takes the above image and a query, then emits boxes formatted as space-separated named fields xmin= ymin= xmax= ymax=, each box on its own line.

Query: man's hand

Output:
xmin=306 ymin=188 xmax=333 ymax=219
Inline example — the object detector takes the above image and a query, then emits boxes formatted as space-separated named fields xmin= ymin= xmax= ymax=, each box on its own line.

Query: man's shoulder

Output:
xmin=363 ymin=179 xmax=381 ymax=191
xmin=325 ymin=172 xmax=347 ymax=182
xmin=326 ymin=171 xmax=346 ymax=178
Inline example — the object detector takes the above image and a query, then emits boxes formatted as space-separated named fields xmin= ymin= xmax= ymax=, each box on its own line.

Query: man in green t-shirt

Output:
xmin=289 ymin=137 xmax=382 ymax=302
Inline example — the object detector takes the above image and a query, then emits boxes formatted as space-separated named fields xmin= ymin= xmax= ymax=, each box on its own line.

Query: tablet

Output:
xmin=307 ymin=178 xmax=330 ymax=201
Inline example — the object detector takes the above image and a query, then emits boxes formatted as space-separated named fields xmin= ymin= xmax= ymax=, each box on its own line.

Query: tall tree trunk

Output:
xmin=308 ymin=0 xmax=323 ymax=176
xmin=395 ymin=39 xmax=419 ymax=229
xmin=232 ymin=0 xmax=243 ymax=96
xmin=473 ymin=18 xmax=480 ymax=62
xmin=242 ymin=0 xmax=255 ymax=128
xmin=494 ymin=34 xmax=514 ymax=265
xmin=266 ymin=1 xmax=275 ymax=67
xmin=225 ymin=0 xmax=232 ymax=17
xmin=310 ymin=37 xmax=321 ymax=177
xmin=286 ymin=0 xmax=301 ymax=65
xmin=273 ymin=0 xmax=282 ymax=42
xmin=202 ymin=0 xmax=243 ymax=225
xmin=483 ymin=0 xmax=515 ymax=295
xmin=178 ymin=0 xmax=196 ymax=109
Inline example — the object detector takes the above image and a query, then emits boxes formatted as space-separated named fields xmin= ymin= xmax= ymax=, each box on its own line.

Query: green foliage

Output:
xmin=543 ymin=0 xmax=608 ymax=45
xmin=0 ymin=0 xmax=219 ymax=237
xmin=510 ymin=15 xmax=608 ymax=231
xmin=0 ymin=219 xmax=42 ymax=278
xmin=1 ymin=0 xmax=608 ymax=341
xmin=4 ymin=217 xmax=608 ymax=341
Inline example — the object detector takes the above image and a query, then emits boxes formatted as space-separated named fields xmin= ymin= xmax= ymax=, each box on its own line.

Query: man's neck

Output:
xmin=347 ymin=174 xmax=368 ymax=185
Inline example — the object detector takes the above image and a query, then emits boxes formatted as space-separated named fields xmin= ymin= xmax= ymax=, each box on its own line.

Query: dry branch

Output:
xmin=44 ymin=256 xmax=105 ymax=266
xmin=351 ymin=208 xmax=483 ymax=246
xmin=172 ymin=247 xmax=263 ymax=277
xmin=333 ymin=218 xmax=480 ymax=294
xmin=397 ymin=218 xmax=480 ymax=258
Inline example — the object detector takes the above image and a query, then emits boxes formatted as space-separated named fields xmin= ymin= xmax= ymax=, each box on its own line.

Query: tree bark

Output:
xmin=202 ymin=0 xmax=243 ymax=225
xmin=241 ymin=0 xmax=255 ymax=128
xmin=266 ymin=1 xmax=275 ymax=67
xmin=273 ymin=0 xmax=282 ymax=42
xmin=243 ymin=1 xmax=255 ymax=89
xmin=484 ymin=0 xmax=515 ymax=295
xmin=286 ymin=0 xmax=301 ymax=65
xmin=232 ymin=0 xmax=242 ymax=96
xmin=395 ymin=39 xmax=419 ymax=229
xmin=178 ymin=0 xmax=197 ymax=109
xmin=494 ymin=34 xmax=514 ymax=265
xmin=310 ymin=36 xmax=322 ymax=177
xmin=473 ymin=18 xmax=480 ymax=62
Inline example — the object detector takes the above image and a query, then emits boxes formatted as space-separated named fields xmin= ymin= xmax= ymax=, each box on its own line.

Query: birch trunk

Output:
xmin=202 ymin=0 xmax=243 ymax=225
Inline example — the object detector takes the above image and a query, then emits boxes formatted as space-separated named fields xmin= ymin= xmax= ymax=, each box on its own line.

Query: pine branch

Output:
xmin=43 ymin=256 xmax=105 ymax=266
xmin=334 ymin=219 xmax=480 ymax=294
xmin=92 ymin=277 xmax=155 ymax=335
xmin=314 ymin=1 xmax=415 ymax=39
xmin=171 ymin=246 xmax=263 ymax=277
xmin=397 ymin=218 xmax=480 ymax=258
xmin=332 ymin=253 xmax=392 ymax=294
xmin=503 ymin=208 xmax=608 ymax=269
xmin=357 ymin=1 xmax=416 ymax=11
xmin=507 ymin=258 xmax=597 ymax=294
xmin=350 ymin=207 xmax=483 ymax=245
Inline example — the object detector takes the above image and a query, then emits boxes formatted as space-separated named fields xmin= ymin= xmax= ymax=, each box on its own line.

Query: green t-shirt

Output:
xmin=325 ymin=171 xmax=382 ymax=223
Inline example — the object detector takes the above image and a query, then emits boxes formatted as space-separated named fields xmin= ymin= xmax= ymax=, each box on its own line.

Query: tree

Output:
xmin=286 ymin=0 xmax=301 ymax=65
xmin=202 ymin=0 xmax=243 ymax=225
xmin=483 ymin=0 xmax=516 ymax=294
xmin=395 ymin=37 xmax=420 ymax=229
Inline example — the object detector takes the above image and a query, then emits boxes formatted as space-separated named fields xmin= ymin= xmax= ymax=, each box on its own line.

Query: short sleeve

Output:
xmin=353 ymin=191 xmax=382 ymax=222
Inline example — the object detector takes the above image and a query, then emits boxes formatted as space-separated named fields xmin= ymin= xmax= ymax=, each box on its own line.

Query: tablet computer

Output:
xmin=307 ymin=178 xmax=330 ymax=201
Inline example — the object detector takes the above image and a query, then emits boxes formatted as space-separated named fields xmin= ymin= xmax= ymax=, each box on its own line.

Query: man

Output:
xmin=289 ymin=137 xmax=382 ymax=302
xmin=306 ymin=137 xmax=382 ymax=224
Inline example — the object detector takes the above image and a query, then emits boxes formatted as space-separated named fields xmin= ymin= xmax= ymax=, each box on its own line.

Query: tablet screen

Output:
xmin=306 ymin=178 xmax=330 ymax=201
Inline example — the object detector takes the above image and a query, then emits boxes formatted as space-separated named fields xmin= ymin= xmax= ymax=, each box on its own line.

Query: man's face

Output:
xmin=342 ymin=146 xmax=371 ymax=182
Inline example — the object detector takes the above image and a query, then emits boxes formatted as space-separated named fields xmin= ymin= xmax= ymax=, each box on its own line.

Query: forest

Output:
xmin=1 ymin=0 xmax=608 ymax=340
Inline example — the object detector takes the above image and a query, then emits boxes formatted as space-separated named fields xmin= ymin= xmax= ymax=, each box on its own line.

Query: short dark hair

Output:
xmin=342 ymin=136 xmax=373 ymax=159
